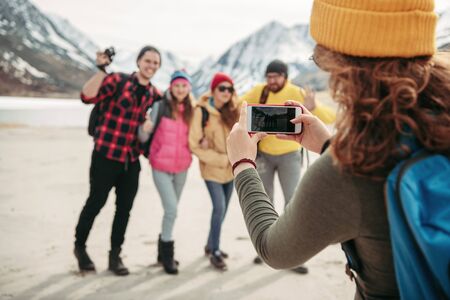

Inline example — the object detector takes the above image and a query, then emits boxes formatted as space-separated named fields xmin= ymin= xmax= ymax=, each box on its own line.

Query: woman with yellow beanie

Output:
xmin=227 ymin=0 xmax=450 ymax=299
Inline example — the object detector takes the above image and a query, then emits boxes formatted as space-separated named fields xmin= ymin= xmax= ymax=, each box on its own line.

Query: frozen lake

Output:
xmin=0 ymin=96 xmax=91 ymax=127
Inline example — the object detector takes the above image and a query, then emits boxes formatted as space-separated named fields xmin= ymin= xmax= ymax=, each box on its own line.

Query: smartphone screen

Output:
xmin=251 ymin=106 xmax=296 ymax=133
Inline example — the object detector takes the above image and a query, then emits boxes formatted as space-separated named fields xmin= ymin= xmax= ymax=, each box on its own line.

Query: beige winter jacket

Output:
xmin=189 ymin=94 xmax=237 ymax=183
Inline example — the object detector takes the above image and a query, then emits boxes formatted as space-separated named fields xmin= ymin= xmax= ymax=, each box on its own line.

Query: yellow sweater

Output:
xmin=241 ymin=82 xmax=335 ymax=155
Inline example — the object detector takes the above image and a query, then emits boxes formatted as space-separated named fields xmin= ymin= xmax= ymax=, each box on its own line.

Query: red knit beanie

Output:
xmin=210 ymin=72 xmax=234 ymax=92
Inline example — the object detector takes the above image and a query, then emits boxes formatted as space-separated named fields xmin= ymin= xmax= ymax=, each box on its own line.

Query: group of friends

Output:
xmin=73 ymin=45 xmax=335 ymax=276
xmin=72 ymin=0 xmax=450 ymax=299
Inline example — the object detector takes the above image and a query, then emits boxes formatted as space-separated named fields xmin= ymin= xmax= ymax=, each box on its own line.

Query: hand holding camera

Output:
xmin=96 ymin=47 xmax=115 ymax=73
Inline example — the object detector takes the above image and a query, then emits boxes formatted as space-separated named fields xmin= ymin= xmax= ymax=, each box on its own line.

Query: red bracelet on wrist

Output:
xmin=232 ymin=158 xmax=256 ymax=174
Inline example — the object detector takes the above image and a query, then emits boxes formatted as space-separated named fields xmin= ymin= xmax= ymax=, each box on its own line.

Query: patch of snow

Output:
xmin=6 ymin=53 xmax=48 ymax=79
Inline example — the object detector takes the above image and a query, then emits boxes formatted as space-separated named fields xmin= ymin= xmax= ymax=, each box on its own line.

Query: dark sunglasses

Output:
xmin=217 ymin=85 xmax=234 ymax=93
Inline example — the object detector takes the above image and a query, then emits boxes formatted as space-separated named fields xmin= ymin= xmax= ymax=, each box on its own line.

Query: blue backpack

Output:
xmin=386 ymin=149 xmax=450 ymax=299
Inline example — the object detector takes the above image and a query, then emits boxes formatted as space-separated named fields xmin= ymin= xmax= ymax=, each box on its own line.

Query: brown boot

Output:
xmin=204 ymin=246 xmax=229 ymax=259
xmin=210 ymin=251 xmax=227 ymax=271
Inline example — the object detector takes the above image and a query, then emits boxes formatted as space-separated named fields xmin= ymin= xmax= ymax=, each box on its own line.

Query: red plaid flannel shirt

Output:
xmin=81 ymin=72 xmax=161 ymax=163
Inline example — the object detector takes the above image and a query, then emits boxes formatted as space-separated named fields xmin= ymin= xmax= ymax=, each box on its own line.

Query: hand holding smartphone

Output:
xmin=276 ymin=100 xmax=332 ymax=153
xmin=247 ymin=104 xmax=302 ymax=134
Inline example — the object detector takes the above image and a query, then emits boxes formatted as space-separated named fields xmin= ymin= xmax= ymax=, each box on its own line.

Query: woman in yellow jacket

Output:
xmin=189 ymin=72 xmax=239 ymax=271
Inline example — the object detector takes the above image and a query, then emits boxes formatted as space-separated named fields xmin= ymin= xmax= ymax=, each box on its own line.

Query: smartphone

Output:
xmin=247 ymin=104 xmax=302 ymax=134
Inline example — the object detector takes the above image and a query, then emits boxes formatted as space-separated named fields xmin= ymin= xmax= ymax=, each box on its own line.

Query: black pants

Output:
xmin=75 ymin=150 xmax=141 ymax=249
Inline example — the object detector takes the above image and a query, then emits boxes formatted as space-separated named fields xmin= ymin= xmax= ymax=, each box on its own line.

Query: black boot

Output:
xmin=157 ymin=235 xmax=179 ymax=265
xmin=160 ymin=239 xmax=178 ymax=275
xmin=108 ymin=247 xmax=129 ymax=276
xmin=74 ymin=246 xmax=96 ymax=272
xmin=157 ymin=235 xmax=162 ymax=264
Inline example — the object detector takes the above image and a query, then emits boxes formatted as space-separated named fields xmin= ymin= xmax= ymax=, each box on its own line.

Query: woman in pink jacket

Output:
xmin=138 ymin=70 xmax=194 ymax=275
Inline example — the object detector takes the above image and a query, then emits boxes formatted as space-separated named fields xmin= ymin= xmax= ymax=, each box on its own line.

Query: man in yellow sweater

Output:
xmin=240 ymin=59 xmax=335 ymax=273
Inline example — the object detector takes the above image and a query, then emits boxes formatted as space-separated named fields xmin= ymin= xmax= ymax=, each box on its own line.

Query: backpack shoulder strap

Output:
xmin=115 ymin=73 xmax=130 ymax=97
xmin=152 ymin=99 xmax=167 ymax=135
xmin=143 ymin=99 xmax=167 ymax=156
xmin=200 ymin=106 xmax=209 ymax=129
xmin=341 ymin=240 xmax=366 ymax=297
xmin=259 ymin=85 xmax=270 ymax=104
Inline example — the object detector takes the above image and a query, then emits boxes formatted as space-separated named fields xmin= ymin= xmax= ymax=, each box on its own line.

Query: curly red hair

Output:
xmin=313 ymin=45 xmax=450 ymax=178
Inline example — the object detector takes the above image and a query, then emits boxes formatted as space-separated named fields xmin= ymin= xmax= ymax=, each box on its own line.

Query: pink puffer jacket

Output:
xmin=150 ymin=112 xmax=192 ymax=173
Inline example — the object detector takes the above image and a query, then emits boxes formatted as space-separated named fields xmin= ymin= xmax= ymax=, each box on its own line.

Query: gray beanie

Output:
xmin=265 ymin=59 xmax=288 ymax=77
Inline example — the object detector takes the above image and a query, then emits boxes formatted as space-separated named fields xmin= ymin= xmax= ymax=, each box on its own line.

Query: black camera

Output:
xmin=104 ymin=47 xmax=116 ymax=62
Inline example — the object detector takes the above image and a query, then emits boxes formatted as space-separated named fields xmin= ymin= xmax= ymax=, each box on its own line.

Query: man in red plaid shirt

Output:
xmin=74 ymin=46 xmax=162 ymax=276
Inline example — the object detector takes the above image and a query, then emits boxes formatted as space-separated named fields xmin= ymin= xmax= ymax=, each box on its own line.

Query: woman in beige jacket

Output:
xmin=189 ymin=72 xmax=239 ymax=271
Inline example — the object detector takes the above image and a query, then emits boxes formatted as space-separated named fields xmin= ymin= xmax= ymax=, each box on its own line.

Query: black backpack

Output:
xmin=87 ymin=74 xmax=129 ymax=137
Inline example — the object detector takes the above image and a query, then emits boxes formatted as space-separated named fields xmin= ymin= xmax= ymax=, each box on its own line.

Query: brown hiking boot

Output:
xmin=204 ymin=246 xmax=229 ymax=259
xmin=210 ymin=251 xmax=227 ymax=271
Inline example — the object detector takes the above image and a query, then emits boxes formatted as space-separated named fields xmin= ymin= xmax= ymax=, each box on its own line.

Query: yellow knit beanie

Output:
xmin=310 ymin=0 xmax=437 ymax=57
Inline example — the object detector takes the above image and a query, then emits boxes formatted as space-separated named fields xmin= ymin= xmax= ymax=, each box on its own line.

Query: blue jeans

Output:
xmin=205 ymin=180 xmax=234 ymax=252
xmin=152 ymin=169 xmax=188 ymax=242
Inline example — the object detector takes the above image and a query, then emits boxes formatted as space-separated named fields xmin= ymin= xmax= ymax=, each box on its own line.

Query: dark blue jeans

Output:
xmin=205 ymin=180 xmax=234 ymax=253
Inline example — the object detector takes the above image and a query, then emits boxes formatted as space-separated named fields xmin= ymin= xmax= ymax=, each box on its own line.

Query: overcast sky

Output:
xmin=31 ymin=0 xmax=450 ymax=65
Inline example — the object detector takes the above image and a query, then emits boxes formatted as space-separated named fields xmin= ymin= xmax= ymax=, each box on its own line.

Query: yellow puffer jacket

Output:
xmin=241 ymin=82 xmax=336 ymax=155
xmin=189 ymin=94 xmax=236 ymax=183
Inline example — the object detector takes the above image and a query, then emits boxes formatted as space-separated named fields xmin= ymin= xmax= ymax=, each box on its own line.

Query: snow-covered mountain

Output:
xmin=0 ymin=0 xmax=190 ymax=97
xmin=437 ymin=8 xmax=450 ymax=50
xmin=47 ymin=14 xmax=99 ymax=62
xmin=191 ymin=21 xmax=318 ymax=96
xmin=1 ymin=1 xmax=449 ymax=98
xmin=191 ymin=8 xmax=450 ymax=96
xmin=0 ymin=0 xmax=97 ymax=96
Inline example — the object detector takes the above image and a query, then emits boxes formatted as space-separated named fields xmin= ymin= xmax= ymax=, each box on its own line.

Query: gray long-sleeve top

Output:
xmin=235 ymin=152 xmax=399 ymax=299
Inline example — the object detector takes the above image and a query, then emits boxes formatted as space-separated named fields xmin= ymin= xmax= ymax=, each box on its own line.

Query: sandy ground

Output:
xmin=0 ymin=125 xmax=354 ymax=300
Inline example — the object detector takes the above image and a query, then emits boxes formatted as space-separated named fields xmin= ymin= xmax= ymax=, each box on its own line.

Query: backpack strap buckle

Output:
xmin=345 ymin=263 xmax=356 ymax=281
